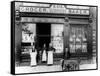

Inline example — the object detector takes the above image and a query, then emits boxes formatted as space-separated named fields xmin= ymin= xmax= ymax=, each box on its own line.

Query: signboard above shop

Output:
xmin=15 ymin=2 xmax=90 ymax=15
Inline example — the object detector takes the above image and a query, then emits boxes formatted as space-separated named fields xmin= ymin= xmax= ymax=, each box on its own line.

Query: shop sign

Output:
xmin=69 ymin=9 xmax=89 ymax=15
xmin=20 ymin=6 xmax=69 ymax=14
xmin=19 ymin=5 xmax=89 ymax=15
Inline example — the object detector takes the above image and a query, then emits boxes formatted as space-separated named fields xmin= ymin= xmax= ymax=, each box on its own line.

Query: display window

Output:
xmin=51 ymin=24 xmax=64 ymax=53
xmin=69 ymin=25 xmax=87 ymax=53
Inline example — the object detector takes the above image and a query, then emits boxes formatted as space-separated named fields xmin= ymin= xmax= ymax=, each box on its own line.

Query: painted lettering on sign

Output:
xmin=69 ymin=9 xmax=89 ymax=15
xmin=20 ymin=7 xmax=69 ymax=14
xmin=51 ymin=5 xmax=65 ymax=8
xmin=19 ymin=6 xmax=89 ymax=15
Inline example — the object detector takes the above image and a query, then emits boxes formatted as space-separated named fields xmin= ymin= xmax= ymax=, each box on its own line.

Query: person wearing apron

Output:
xmin=30 ymin=43 xmax=37 ymax=67
xmin=47 ymin=43 xmax=55 ymax=65
xmin=42 ymin=44 xmax=47 ymax=63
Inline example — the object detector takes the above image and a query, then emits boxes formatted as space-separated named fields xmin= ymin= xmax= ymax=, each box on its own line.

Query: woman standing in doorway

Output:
xmin=42 ymin=44 xmax=47 ymax=63
xmin=30 ymin=42 xmax=37 ymax=67
xmin=47 ymin=43 xmax=55 ymax=65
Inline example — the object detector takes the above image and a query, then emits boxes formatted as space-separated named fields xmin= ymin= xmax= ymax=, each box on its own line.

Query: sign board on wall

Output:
xmin=15 ymin=2 xmax=89 ymax=15
xmin=19 ymin=6 xmax=89 ymax=15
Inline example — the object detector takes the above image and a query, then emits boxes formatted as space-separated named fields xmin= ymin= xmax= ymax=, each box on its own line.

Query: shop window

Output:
xmin=51 ymin=24 xmax=64 ymax=53
xmin=69 ymin=25 xmax=87 ymax=53
xmin=22 ymin=23 xmax=36 ymax=43
xmin=21 ymin=23 xmax=36 ymax=55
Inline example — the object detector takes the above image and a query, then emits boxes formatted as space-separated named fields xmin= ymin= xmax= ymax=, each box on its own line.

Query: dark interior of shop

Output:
xmin=36 ymin=23 xmax=51 ymax=48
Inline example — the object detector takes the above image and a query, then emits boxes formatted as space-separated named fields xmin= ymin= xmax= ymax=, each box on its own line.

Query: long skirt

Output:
xmin=42 ymin=50 xmax=47 ymax=62
xmin=30 ymin=52 xmax=37 ymax=66
xmin=47 ymin=51 xmax=53 ymax=64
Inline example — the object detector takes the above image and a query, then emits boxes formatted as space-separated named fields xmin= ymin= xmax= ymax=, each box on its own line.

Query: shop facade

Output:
xmin=12 ymin=1 xmax=97 ymax=66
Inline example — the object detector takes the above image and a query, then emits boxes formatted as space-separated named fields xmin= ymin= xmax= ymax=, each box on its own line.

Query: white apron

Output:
xmin=47 ymin=51 xmax=53 ymax=64
xmin=42 ymin=50 xmax=47 ymax=61
xmin=30 ymin=51 xmax=37 ymax=66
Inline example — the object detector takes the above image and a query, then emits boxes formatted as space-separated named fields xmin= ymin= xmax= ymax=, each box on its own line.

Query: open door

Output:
xmin=36 ymin=23 xmax=51 ymax=48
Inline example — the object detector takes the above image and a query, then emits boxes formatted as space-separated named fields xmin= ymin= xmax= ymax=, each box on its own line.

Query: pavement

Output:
xmin=15 ymin=64 xmax=62 ymax=74
xmin=15 ymin=57 xmax=97 ymax=74
xmin=79 ymin=56 xmax=97 ymax=70
xmin=15 ymin=63 xmax=96 ymax=74
xmin=15 ymin=59 xmax=62 ymax=74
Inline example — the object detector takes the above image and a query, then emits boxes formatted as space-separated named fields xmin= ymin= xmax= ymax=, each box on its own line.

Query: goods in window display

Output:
xmin=70 ymin=44 xmax=75 ymax=53
xmin=51 ymin=24 xmax=64 ymax=53
xmin=82 ymin=44 xmax=87 ymax=53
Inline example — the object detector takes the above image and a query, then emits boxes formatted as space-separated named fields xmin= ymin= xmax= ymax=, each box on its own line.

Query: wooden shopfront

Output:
xmin=14 ymin=1 xmax=93 ymax=63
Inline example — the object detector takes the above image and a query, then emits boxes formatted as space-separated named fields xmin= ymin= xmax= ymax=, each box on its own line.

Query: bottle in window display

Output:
xmin=70 ymin=44 xmax=75 ymax=53
xmin=75 ymin=44 xmax=81 ymax=53
xmin=82 ymin=44 xmax=87 ymax=53
xmin=76 ymin=30 xmax=81 ymax=42
xmin=82 ymin=33 xmax=87 ymax=42
xmin=82 ymin=29 xmax=87 ymax=42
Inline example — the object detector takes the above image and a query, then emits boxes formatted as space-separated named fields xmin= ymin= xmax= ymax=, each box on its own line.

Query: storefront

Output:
xmin=14 ymin=2 xmax=93 ymax=65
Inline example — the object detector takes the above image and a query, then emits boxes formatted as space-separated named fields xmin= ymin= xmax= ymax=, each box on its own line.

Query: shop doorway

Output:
xmin=36 ymin=23 xmax=51 ymax=48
